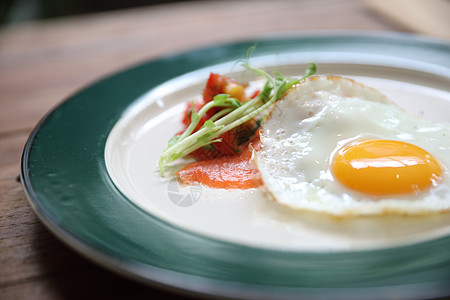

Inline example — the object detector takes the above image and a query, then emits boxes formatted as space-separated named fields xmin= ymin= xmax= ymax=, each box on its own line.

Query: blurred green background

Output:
xmin=1 ymin=0 xmax=191 ymax=24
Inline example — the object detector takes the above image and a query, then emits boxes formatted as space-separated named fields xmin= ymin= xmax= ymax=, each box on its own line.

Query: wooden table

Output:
xmin=1 ymin=1 xmax=448 ymax=299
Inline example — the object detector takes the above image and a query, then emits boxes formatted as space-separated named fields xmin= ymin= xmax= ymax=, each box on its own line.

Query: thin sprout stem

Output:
xmin=160 ymin=124 xmax=223 ymax=160
xmin=181 ymin=138 xmax=222 ymax=157
xmin=217 ymin=90 xmax=279 ymax=135
xmin=215 ymin=96 xmax=260 ymax=126
xmin=209 ymin=108 xmax=233 ymax=122
xmin=177 ymin=101 xmax=216 ymax=142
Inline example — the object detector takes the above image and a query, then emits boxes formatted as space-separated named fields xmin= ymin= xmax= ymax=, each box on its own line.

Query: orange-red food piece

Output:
xmin=179 ymin=73 xmax=257 ymax=160
xmin=177 ymin=136 xmax=262 ymax=189
xmin=176 ymin=73 xmax=262 ymax=189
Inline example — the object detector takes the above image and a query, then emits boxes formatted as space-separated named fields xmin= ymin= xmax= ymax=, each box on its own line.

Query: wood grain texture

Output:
xmin=366 ymin=0 xmax=450 ymax=39
xmin=0 ymin=0 xmax=427 ymax=299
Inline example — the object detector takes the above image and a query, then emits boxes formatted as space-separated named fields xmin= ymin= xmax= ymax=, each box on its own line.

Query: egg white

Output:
xmin=255 ymin=76 xmax=450 ymax=217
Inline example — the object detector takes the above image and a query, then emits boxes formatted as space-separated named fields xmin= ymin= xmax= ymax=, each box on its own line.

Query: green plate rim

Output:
xmin=21 ymin=31 xmax=450 ymax=300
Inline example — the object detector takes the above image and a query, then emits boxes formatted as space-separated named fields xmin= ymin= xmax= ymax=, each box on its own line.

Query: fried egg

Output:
xmin=255 ymin=76 xmax=450 ymax=217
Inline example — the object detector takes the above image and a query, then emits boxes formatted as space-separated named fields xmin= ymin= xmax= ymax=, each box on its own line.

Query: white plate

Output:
xmin=105 ymin=59 xmax=450 ymax=252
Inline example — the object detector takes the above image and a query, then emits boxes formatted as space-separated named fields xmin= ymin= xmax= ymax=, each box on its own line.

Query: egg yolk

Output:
xmin=332 ymin=139 xmax=442 ymax=196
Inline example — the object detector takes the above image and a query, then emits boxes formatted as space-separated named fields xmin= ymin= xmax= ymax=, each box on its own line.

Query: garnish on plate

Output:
xmin=158 ymin=46 xmax=316 ymax=176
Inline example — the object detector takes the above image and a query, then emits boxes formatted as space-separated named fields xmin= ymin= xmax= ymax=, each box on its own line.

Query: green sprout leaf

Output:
xmin=303 ymin=62 xmax=316 ymax=78
xmin=213 ymin=94 xmax=242 ymax=108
